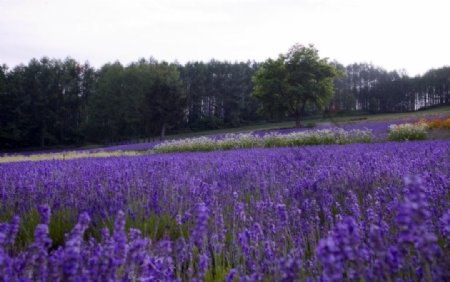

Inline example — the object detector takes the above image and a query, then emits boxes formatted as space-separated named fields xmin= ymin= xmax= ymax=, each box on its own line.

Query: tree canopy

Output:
xmin=0 ymin=52 xmax=449 ymax=150
xmin=252 ymin=44 xmax=343 ymax=126
xmin=144 ymin=62 xmax=187 ymax=140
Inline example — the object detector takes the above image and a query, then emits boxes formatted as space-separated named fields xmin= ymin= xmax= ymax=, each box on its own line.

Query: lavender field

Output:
xmin=1 ymin=138 xmax=449 ymax=281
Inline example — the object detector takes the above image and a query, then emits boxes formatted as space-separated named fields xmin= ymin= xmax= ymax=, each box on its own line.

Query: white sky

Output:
xmin=1 ymin=0 xmax=449 ymax=76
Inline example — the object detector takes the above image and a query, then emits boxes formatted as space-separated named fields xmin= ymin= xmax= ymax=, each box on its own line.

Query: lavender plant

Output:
xmin=0 ymin=140 xmax=449 ymax=280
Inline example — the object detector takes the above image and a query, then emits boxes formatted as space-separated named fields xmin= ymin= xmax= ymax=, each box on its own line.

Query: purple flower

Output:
xmin=63 ymin=212 xmax=90 ymax=279
xmin=279 ymin=249 xmax=303 ymax=282
xmin=37 ymin=204 xmax=51 ymax=225
xmin=386 ymin=245 xmax=402 ymax=274
xmin=192 ymin=202 xmax=209 ymax=249
xmin=7 ymin=216 xmax=20 ymax=246
xmin=0 ymin=216 xmax=20 ymax=247
xmin=0 ymin=137 xmax=449 ymax=280
xmin=397 ymin=176 xmax=439 ymax=261
xmin=277 ymin=203 xmax=288 ymax=223
xmin=346 ymin=191 xmax=361 ymax=220
xmin=225 ymin=268 xmax=237 ymax=282
xmin=395 ymin=176 xmax=444 ymax=280
xmin=31 ymin=224 xmax=51 ymax=280
xmin=439 ymin=210 xmax=450 ymax=243
xmin=316 ymin=216 xmax=367 ymax=281
xmin=197 ymin=253 xmax=208 ymax=279
xmin=175 ymin=214 xmax=182 ymax=226
xmin=113 ymin=210 xmax=127 ymax=266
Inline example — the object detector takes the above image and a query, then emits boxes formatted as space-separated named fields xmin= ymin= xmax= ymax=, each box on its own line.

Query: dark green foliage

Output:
xmin=0 ymin=53 xmax=449 ymax=150
xmin=0 ymin=58 xmax=92 ymax=148
xmin=181 ymin=60 xmax=260 ymax=129
xmin=83 ymin=59 xmax=187 ymax=142
xmin=83 ymin=61 xmax=135 ymax=143
xmin=252 ymin=44 xmax=343 ymax=127
xmin=145 ymin=62 xmax=187 ymax=140
xmin=331 ymin=63 xmax=450 ymax=114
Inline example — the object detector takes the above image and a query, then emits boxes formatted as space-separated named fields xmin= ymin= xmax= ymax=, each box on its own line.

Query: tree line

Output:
xmin=333 ymin=63 xmax=450 ymax=113
xmin=0 ymin=54 xmax=449 ymax=149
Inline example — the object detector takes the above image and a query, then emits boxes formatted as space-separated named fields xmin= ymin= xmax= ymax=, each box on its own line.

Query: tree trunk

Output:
xmin=295 ymin=116 xmax=301 ymax=128
xmin=160 ymin=122 xmax=167 ymax=141
xmin=295 ymin=102 xmax=306 ymax=128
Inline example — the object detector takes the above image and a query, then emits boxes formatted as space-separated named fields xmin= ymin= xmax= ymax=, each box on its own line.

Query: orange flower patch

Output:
xmin=415 ymin=118 xmax=450 ymax=130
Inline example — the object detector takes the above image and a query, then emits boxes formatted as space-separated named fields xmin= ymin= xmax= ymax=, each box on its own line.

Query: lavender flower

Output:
xmin=197 ymin=253 xmax=208 ymax=280
xmin=346 ymin=191 xmax=361 ymax=220
xmin=113 ymin=210 xmax=128 ymax=266
xmin=37 ymin=204 xmax=51 ymax=225
xmin=317 ymin=216 xmax=367 ymax=281
xmin=31 ymin=224 xmax=51 ymax=280
xmin=0 ymin=139 xmax=448 ymax=280
xmin=63 ymin=212 xmax=90 ymax=279
xmin=397 ymin=176 xmax=439 ymax=261
xmin=192 ymin=202 xmax=209 ymax=249
xmin=276 ymin=203 xmax=288 ymax=224
xmin=439 ymin=209 xmax=450 ymax=243
xmin=225 ymin=268 xmax=237 ymax=282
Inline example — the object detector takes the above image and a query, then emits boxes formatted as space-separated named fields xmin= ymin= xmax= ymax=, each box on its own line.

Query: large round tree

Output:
xmin=252 ymin=44 xmax=343 ymax=127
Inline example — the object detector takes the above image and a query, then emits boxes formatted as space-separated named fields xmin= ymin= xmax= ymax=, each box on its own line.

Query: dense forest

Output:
xmin=0 ymin=57 xmax=449 ymax=149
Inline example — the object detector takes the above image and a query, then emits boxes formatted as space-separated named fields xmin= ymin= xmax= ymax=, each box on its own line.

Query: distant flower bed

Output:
xmin=419 ymin=117 xmax=450 ymax=130
xmin=153 ymin=128 xmax=373 ymax=153
xmin=388 ymin=118 xmax=450 ymax=141
xmin=388 ymin=123 xmax=428 ymax=141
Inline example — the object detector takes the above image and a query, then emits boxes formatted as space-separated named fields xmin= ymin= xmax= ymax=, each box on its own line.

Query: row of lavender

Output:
xmin=0 ymin=118 xmax=419 ymax=156
xmin=1 ymin=140 xmax=449 ymax=280
xmin=83 ymin=117 xmax=450 ymax=152
xmin=92 ymin=119 xmax=409 ymax=152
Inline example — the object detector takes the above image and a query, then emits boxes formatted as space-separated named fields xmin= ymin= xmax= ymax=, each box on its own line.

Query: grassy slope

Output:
xmin=164 ymin=105 xmax=450 ymax=139
xmin=1 ymin=106 xmax=449 ymax=162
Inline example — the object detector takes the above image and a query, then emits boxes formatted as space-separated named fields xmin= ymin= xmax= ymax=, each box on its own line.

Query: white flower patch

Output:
xmin=388 ymin=123 xmax=428 ymax=141
xmin=154 ymin=128 xmax=374 ymax=153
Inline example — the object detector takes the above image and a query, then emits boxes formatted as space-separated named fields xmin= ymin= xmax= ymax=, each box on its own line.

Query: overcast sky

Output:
xmin=1 ymin=0 xmax=449 ymax=76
